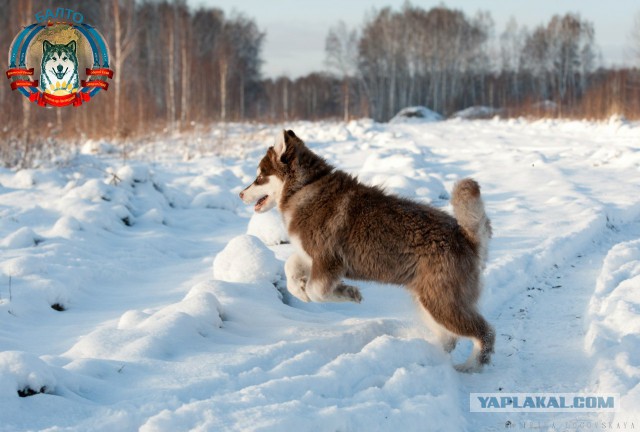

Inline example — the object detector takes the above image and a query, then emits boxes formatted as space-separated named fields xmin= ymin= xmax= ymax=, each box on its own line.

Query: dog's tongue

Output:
xmin=254 ymin=195 xmax=267 ymax=211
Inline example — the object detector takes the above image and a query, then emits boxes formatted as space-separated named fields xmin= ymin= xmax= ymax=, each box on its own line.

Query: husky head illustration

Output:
xmin=40 ymin=40 xmax=80 ymax=95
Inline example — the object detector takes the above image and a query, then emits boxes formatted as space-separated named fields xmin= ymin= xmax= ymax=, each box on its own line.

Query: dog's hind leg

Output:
xmin=418 ymin=294 xmax=494 ymax=373
xmin=285 ymin=253 xmax=311 ymax=302
xmin=418 ymin=305 xmax=459 ymax=353
xmin=305 ymin=256 xmax=362 ymax=303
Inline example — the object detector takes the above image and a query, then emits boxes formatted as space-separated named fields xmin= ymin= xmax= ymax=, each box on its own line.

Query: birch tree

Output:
xmin=325 ymin=21 xmax=359 ymax=121
xmin=111 ymin=0 xmax=137 ymax=136
xmin=629 ymin=12 xmax=640 ymax=66
xmin=358 ymin=5 xmax=489 ymax=120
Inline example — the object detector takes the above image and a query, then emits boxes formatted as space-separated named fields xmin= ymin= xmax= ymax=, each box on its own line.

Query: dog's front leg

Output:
xmin=284 ymin=253 xmax=311 ymax=302
xmin=305 ymin=256 xmax=362 ymax=303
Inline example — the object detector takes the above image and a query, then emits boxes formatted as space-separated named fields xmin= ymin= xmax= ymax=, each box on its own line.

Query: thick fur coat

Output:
xmin=240 ymin=130 xmax=495 ymax=372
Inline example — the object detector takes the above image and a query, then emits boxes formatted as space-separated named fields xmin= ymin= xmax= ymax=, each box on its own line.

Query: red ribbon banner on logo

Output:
xmin=85 ymin=68 xmax=114 ymax=79
xmin=29 ymin=92 xmax=73 ymax=107
xmin=72 ymin=92 xmax=91 ymax=107
xmin=10 ymin=80 xmax=39 ymax=90
xmin=6 ymin=67 xmax=112 ymax=107
xmin=81 ymin=80 xmax=109 ymax=90
xmin=28 ymin=91 xmax=91 ymax=107
xmin=6 ymin=68 xmax=34 ymax=79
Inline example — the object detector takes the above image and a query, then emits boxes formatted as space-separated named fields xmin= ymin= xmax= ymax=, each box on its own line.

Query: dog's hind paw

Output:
xmin=334 ymin=283 xmax=363 ymax=303
xmin=454 ymin=361 xmax=483 ymax=374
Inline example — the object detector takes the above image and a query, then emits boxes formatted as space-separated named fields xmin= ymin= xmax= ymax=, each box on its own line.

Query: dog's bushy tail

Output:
xmin=451 ymin=178 xmax=492 ymax=265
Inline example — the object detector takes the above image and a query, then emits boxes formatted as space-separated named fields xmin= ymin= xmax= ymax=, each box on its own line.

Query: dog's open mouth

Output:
xmin=53 ymin=68 xmax=68 ymax=80
xmin=254 ymin=195 xmax=268 ymax=211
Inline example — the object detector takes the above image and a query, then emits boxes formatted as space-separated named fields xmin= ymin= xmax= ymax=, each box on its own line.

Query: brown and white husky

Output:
xmin=240 ymin=129 xmax=495 ymax=372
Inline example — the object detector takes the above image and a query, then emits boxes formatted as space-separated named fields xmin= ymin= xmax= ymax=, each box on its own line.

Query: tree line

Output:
xmin=323 ymin=4 xmax=638 ymax=121
xmin=0 ymin=0 xmax=639 ymax=163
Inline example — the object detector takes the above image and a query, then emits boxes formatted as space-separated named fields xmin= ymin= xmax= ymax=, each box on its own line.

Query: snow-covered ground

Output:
xmin=0 ymin=118 xmax=639 ymax=431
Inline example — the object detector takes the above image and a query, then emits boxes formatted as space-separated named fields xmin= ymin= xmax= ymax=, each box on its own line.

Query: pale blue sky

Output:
xmin=187 ymin=0 xmax=638 ymax=78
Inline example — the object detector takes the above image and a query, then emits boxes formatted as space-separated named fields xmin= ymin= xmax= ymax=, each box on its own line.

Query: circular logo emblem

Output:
xmin=6 ymin=8 xmax=113 ymax=108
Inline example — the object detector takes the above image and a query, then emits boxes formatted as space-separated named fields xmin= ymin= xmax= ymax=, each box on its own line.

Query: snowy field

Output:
xmin=0 ymin=118 xmax=639 ymax=431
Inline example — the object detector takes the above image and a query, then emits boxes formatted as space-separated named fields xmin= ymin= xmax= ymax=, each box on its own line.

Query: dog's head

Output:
xmin=42 ymin=40 xmax=78 ymax=81
xmin=239 ymin=129 xmax=301 ymax=213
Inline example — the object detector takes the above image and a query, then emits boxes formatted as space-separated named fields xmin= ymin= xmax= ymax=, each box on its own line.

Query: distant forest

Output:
xmin=1 ymin=0 xmax=639 ymax=147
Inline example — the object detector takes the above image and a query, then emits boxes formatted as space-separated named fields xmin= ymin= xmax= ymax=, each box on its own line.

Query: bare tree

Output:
xmin=218 ymin=36 xmax=229 ymax=121
xmin=190 ymin=7 xmax=224 ymax=120
xmin=358 ymin=5 xmax=489 ymax=120
xmin=20 ymin=0 xmax=33 ymax=150
xmin=500 ymin=17 xmax=523 ymax=72
xmin=177 ymin=1 xmax=190 ymax=126
xmin=521 ymin=13 xmax=596 ymax=107
xmin=629 ymin=11 xmax=640 ymax=66
xmin=111 ymin=0 xmax=137 ymax=136
xmin=499 ymin=17 xmax=526 ymax=105
xmin=222 ymin=14 xmax=264 ymax=120
xmin=165 ymin=2 xmax=176 ymax=128
xmin=325 ymin=21 xmax=359 ymax=121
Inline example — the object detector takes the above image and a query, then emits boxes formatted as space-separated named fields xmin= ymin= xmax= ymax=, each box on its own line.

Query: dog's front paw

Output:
xmin=442 ymin=336 xmax=458 ymax=353
xmin=287 ymin=276 xmax=311 ymax=302
xmin=334 ymin=283 xmax=363 ymax=303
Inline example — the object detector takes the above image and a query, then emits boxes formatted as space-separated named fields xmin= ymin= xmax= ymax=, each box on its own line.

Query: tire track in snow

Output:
xmin=372 ymin=120 xmax=640 ymax=431
xmin=463 ymin=211 xmax=640 ymax=431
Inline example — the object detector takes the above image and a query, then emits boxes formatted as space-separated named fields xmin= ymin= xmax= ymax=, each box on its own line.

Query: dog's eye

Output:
xmin=62 ymin=57 xmax=67 ymax=61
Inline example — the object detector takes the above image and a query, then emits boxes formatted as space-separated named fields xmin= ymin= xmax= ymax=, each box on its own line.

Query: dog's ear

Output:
xmin=274 ymin=129 xmax=286 ymax=157
xmin=43 ymin=40 xmax=52 ymax=52
xmin=274 ymin=129 xmax=300 ymax=163
xmin=66 ymin=40 xmax=77 ymax=53
xmin=285 ymin=130 xmax=298 ymax=141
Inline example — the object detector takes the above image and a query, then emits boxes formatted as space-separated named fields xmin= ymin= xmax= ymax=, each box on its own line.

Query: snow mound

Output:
xmin=213 ymin=235 xmax=282 ymax=284
xmin=70 ymin=282 xmax=223 ymax=360
xmin=586 ymin=238 xmax=640 ymax=421
xmin=118 ymin=283 xmax=223 ymax=336
xmin=531 ymin=100 xmax=558 ymax=112
xmin=389 ymin=106 xmax=443 ymax=124
xmin=358 ymin=152 xmax=447 ymax=201
xmin=1 ymin=227 xmax=43 ymax=248
xmin=50 ymin=216 xmax=82 ymax=238
xmin=450 ymin=106 xmax=500 ymax=120
xmin=116 ymin=164 xmax=151 ymax=184
xmin=191 ymin=187 xmax=238 ymax=211
xmin=607 ymin=114 xmax=630 ymax=131
xmin=11 ymin=170 xmax=36 ymax=188
xmin=0 ymin=351 xmax=56 ymax=398
xmin=80 ymin=140 xmax=118 ymax=155
xmin=586 ymin=239 xmax=640 ymax=353
xmin=119 ymin=283 xmax=223 ymax=342
xmin=247 ymin=209 xmax=288 ymax=245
